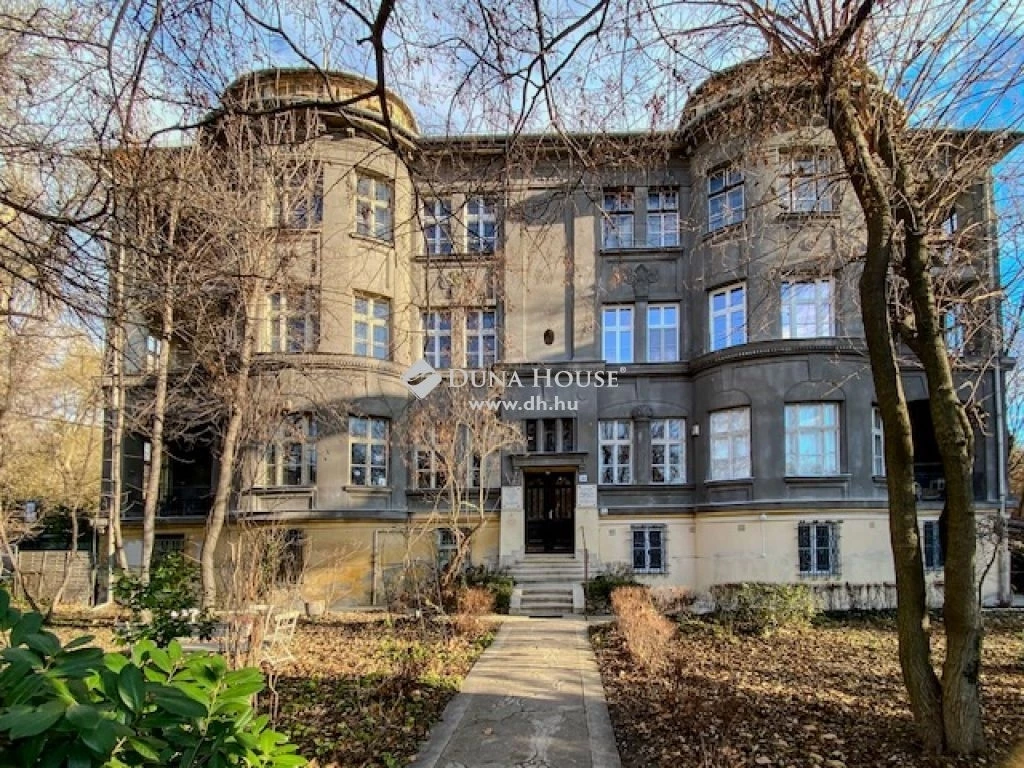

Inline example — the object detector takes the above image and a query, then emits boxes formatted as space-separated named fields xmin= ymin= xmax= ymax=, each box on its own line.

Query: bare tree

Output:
xmin=401 ymin=379 xmax=524 ymax=601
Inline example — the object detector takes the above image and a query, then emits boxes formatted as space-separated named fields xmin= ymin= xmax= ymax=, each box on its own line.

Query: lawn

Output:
xmin=51 ymin=612 xmax=495 ymax=768
xmin=591 ymin=611 xmax=1024 ymax=768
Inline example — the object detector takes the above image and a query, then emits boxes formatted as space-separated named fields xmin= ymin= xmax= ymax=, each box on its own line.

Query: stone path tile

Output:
xmin=411 ymin=617 xmax=621 ymax=768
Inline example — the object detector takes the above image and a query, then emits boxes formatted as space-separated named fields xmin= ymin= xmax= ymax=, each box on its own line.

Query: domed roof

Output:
xmin=222 ymin=68 xmax=419 ymax=135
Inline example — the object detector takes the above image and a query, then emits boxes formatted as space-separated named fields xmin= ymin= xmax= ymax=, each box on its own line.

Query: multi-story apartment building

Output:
xmin=110 ymin=60 xmax=1015 ymax=611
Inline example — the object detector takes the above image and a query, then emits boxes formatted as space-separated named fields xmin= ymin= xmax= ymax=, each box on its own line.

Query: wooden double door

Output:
xmin=524 ymin=471 xmax=575 ymax=553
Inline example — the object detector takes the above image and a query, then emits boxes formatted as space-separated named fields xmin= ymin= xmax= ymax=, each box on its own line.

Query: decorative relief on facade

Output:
xmin=625 ymin=264 xmax=660 ymax=298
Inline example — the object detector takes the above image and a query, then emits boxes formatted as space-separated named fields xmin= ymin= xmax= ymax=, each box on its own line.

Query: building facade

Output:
xmin=111 ymin=62 xmax=1015 ymax=610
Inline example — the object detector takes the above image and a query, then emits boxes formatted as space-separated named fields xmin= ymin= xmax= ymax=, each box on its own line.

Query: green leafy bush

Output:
xmin=584 ymin=564 xmax=640 ymax=614
xmin=113 ymin=552 xmax=216 ymax=646
xmin=0 ymin=588 xmax=305 ymax=768
xmin=462 ymin=565 xmax=513 ymax=615
xmin=710 ymin=582 xmax=819 ymax=636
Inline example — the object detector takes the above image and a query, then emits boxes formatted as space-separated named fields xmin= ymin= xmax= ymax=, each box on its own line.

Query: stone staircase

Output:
xmin=507 ymin=555 xmax=586 ymax=616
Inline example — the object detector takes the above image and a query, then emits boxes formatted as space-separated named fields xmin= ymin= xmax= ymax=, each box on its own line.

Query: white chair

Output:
xmin=260 ymin=610 xmax=300 ymax=666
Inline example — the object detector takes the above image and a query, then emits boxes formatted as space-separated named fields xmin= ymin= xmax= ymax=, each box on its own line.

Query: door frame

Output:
xmin=523 ymin=469 xmax=576 ymax=554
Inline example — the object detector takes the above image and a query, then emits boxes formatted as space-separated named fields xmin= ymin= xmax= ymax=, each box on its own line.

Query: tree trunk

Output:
xmin=200 ymin=289 xmax=257 ymax=610
xmin=901 ymin=220 xmax=985 ymax=753
xmin=827 ymin=80 xmax=946 ymax=750
xmin=106 ymin=238 xmax=130 ymax=578
xmin=141 ymin=278 xmax=174 ymax=584
xmin=47 ymin=505 xmax=79 ymax=620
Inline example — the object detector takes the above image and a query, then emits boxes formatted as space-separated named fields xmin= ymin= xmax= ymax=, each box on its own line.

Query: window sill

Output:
xmin=776 ymin=211 xmax=839 ymax=222
xmin=633 ymin=570 xmax=667 ymax=576
xmin=350 ymin=232 xmax=394 ymax=247
xmin=784 ymin=474 xmax=850 ymax=484
xmin=701 ymin=221 xmax=746 ymax=242
xmin=613 ymin=483 xmax=695 ymax=491
xmin=345 ymin=485 xmax=392 ymax=494
xmin=598 ymin=245 xmax=681 ymax=255
xmin=249 ymin=485 xmax=315 ymax=494
xmin=704 ymin=477 xmax=754 ymax=486
xmin=798 ymin=572 xmax=841 ymax=580
xmin=414 ymin=251 xmax=497 ymax=262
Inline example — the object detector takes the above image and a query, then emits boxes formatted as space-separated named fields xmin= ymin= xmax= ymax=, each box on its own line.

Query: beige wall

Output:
xmin=122 ymin=515 xmax=500 ymax=607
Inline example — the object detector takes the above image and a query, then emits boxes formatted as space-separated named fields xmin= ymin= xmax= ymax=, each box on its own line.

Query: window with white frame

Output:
xmin=422 ymin=310 xmax=452 ymax=368
xmin=414 ymin=445 xmax=447 ymax=490
xmin=154 ymin=533 xmax=185 ymax=560
xmin=349 ymin=416 xmax=389 ymax=486
xmin=275 ymin=167 xmax=323 ymax=229
xmin=709 ymin=284 xmax=746 ymax=351
xmin=598 ymin=420 xmax=632 ymax=484
xmin=144 ymin=334 xmax=161 ymax=372
xmin=785 ymin=402 xmax=840 ymax=476
xmin=647 ymin=188 xmax=679 ymax=247
xmin=939 ymin=208 xmax=959 ymax=263
xmin=632 ymin=524 xmax=666 ymax=573
xmin=798 ymin=521 xmax=840 ymax=576
xmin=525 ymin=418 xmax=575 ymax=453
xmin=602 ymin=306 xmax=634 ymax=364
xmin=783 ymin=153 xmax=836 ymax=213
xmin=436 ymin=528 xmax=458 ymax=568
xmin=465 ymin=309 xmax=497 ymax=367
xmin=423 ymin=198 xmax=454 ymax=255
xmin=354 ymin=295 xmax=390 ymax=359
xmin=277 ymin=529 xmax=306 ymax=585
xmin=466 ymin=197 xmax=498 ymax=254
xmin=646 ymin=304 xmax=679 ymax=362
xmin=467 ymin=453 xmax=482 ymax=488
xmin=943 ymin=305 xmax=966 ymax=354
xmin=602 ymin=190 xmax=634 ymax=249
xmin=872 ymin=407 xmax=885 ymax=477
xmin=265 ymin=413 xmax=318 ymax=487
xmin=709 ymin=408 xmax=751 ymax=481
xmin=707 ymin=167 xmax=744 ymax=232
xmin=923 ymin=520 xmax=944 ymax=570
xmin=267 ymin=289 xmax=319 ymax=353
xmin=356 ymin=173 xmax=394 ymax=240
xmin=781 ymin=279 xmax=833 ymax=339
xmin=651 ymin=419 xmax=685 ymax=484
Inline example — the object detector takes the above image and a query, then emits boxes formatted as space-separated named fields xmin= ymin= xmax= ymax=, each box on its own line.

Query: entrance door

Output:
xmin=524 ymin=471 xmax=575 ymax=553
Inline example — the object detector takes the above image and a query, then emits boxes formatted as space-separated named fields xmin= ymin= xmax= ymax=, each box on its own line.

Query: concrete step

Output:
xmin=521 ymin=593 xmax=574 ymax=604
xmin=510 ymin=573 xmax=584 ymax=581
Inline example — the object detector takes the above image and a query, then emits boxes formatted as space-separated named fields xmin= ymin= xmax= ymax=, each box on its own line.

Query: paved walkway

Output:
xmin=411 ymin=617 xmax=622 ymax=768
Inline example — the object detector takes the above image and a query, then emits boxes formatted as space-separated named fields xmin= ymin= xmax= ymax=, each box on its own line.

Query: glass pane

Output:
xmin=649 ymin=548 xmax=662 ymax=570
xmin=616 ymin=466 xmax=630 ymax=484
xmin=351 ymin=444 xmax=366 ymax=465
xmin=371 ymin=419 xmax=388 ymax=439
xmin=350 ymin=418 xmax=367 ymax=437
xmin=816 ymin=547 xmax=831 ymax=573
xmin=370 ymin=444 xmax=386 ymax=466
xmin=370 ymin=467 xmax=387 ymax=486
xmin=799 ymin=548 xmax=812 ymax=572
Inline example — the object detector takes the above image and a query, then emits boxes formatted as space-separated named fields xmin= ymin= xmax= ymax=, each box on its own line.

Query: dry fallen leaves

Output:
xmin=592 ymin=612 xmax=1024 ymax=768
